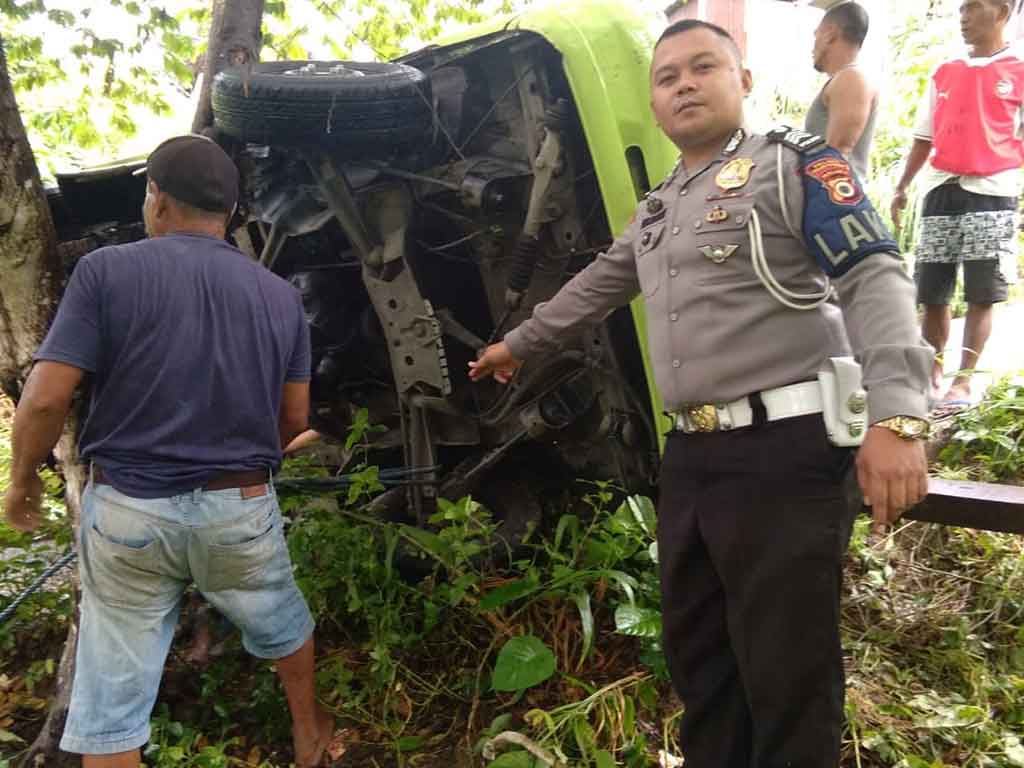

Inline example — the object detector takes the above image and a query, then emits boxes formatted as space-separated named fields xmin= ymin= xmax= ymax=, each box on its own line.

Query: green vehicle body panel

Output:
xmin=441 ymin=0 xmax=679 ymax=445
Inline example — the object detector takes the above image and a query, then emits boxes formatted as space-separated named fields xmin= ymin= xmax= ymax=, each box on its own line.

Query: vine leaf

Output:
xmin=492 ymin=635 xmax=556 ymax=692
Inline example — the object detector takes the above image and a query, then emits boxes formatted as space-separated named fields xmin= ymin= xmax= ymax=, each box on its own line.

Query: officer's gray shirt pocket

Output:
xmin=635 ymin=222 xmax=666 ymax=298
xmin=693 ymin=199 xmax=754 ymax=286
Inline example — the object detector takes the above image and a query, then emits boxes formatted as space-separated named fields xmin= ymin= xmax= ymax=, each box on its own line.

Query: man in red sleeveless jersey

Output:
xmin=892 ymin=0 xmax=1022 ymax=409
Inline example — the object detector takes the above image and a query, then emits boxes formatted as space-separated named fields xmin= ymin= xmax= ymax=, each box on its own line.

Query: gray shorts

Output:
xmin=60 ymin=481 xmax=314 ymax=755
xmin=914 ymin=182 xmax=1018 ymax=305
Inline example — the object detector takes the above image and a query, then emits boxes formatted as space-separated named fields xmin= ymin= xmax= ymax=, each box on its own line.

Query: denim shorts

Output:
xmin=60 ymin=480 xmax=314 ymax=755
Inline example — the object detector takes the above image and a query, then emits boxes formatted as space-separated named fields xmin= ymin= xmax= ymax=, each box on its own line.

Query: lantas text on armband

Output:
xmin=812 ymin=209 xmax=892 ymax=272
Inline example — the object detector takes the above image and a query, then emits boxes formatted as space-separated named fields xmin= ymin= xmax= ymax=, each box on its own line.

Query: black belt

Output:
xmin=92 ymin=465 xmax=268 ymax=491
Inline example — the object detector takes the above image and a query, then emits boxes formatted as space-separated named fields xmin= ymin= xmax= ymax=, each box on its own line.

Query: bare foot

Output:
xmin=940 ymin=380 xmax=971 ymax=405
xmin=294 ymin=707 xmax=335 ymax=767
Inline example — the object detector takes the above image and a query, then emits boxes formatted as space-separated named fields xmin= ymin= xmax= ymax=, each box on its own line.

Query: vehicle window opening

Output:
xmin=625 ymin=146 xmax=650 ymax=201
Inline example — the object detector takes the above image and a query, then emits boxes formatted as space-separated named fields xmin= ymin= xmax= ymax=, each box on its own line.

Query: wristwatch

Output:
xmin=872 ymin=415 xmax=930 ymax=440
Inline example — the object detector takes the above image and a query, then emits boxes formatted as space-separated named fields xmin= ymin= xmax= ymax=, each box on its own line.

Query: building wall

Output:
xmin=668 ymin=0 xmax=748 ymax=54
xmin=707 ymin=0 xmax=747 ymax=56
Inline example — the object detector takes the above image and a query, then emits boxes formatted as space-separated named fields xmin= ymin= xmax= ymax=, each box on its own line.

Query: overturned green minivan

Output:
xmin=54 ymin=0 xmax=677 ymax=533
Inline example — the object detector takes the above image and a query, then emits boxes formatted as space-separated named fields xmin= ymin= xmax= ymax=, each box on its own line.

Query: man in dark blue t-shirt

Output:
xmin=3 ymin=135 xmax=334 ymax=767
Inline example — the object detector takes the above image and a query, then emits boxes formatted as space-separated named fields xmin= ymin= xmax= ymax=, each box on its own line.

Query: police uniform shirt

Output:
xmin=503 ymin=129 xmax=933 ymax=422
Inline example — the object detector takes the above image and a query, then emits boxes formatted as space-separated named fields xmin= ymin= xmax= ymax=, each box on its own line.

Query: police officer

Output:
xmin=470 ymin=19 xmax=932 ymax=768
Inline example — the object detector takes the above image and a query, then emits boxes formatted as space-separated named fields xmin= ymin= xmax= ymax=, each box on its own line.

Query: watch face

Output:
xmin=900 ymin=418 xmax=927 ymax=438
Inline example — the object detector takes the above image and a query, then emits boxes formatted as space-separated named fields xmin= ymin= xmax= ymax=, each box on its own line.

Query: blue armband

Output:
xmin=800 ymin=147 xmax=897 ymax=278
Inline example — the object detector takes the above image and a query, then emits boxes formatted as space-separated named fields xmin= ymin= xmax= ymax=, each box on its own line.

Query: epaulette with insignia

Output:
xmin=766 ymin=126 xmax=826 ymax=153
xmin=723 ymin=128 xmax=746 ymax=156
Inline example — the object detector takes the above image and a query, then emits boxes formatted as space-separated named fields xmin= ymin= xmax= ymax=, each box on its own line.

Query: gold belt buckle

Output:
xmin=685 ymin=404 xmax=719 ymax=432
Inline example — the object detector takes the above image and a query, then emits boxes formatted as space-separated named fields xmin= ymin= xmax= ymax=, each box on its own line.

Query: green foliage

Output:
xmin=310 ymin=0 xmax=516 ymax=61
xmin=4 ymin=0 xmax=524 ymax=181
xmin=865 ymin=3 xmax=957 ymax=253
xmin=0 ymin=401 xmax=72 ymax=650
xmin=144 ymin=707 xmax=240 ymax=768
xmin=4 ymin=382 xmax=1024 ymax=765
xmin=613 ymin=604 xmax=661 ymax=639
xmin=279 ymin=438 xmax=668 ymax=763
xmin=487 ymin=752 xmax=541 ymax=768
xmin=936 ymin=376 xmax=1024 ymax=482
xmin=286 ymin=501 xmax=413 ymax=643
xmin=841 ymin=515 xmax=1024 ymax=767
xmin=510 ymin=674 xmax=660 ymax=767
xmin=491 ymin=635 xmax=555 ymax=692
xmin=1 ymin=0 xmax=203 ymax=179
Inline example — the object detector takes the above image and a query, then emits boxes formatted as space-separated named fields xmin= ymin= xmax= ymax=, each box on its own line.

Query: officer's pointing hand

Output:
xmin=855 ymin=426 xmax=928 ymax=532
xmin=468 ymin=341 xmax=523 ymax=385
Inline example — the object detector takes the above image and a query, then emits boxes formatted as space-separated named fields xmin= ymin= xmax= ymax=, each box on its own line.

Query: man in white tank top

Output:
xmin=806 ymin=2 xmax=879 ymax=182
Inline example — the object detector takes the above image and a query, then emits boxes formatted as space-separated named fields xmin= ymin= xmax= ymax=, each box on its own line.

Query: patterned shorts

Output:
xmin=914 ymin=183 xmax=1019 ymax=305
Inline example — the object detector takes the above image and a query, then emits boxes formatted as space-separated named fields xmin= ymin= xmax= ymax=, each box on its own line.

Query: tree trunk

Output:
xmin=0 ymin=36 xmax=84 ymax=768
xmin=191 ymin=0 xmax=266 ymax=135
xmin=0 ymin=36 xmax=62 ymax=403
xmin=5 ymin=0 xmax=266 ymax=754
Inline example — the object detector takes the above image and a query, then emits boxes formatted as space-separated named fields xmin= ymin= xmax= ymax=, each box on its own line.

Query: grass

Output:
xmin=842 ymin=519 xmax=1024 ymax=767
xmin=934 ymin=377 xmax=1024 ymax=484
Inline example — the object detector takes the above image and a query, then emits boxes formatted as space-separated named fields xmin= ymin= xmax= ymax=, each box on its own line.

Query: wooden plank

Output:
xmin=905 ymin=478 xmax=1024 ymax=535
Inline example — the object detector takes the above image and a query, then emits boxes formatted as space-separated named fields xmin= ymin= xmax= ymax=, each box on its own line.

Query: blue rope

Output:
xmin=0 ymin=550 xmax=77 ymax=628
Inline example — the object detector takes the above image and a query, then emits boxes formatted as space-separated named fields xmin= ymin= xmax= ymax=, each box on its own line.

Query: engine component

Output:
xmin=459 ymin=158 xmax=530 ymax=212
xmin=518 ymin=370 xmax=596 ymax=438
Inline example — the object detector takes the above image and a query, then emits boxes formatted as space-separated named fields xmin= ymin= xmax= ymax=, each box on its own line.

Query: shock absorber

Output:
xmin=504 ymin=234 xmax=542 ymax=311
xmin=504 ymin=100 xmax=570 ymax=311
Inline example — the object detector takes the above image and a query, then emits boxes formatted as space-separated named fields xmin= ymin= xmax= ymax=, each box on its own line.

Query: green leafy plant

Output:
xmin=501 ymin=673 xmax=659 ymax=768
xmin=143 ymin=708 xmax=238 ymax=768
xmin=492 ymin=635 xmax=556 ymax=692
xmin=937 ymin=376 xmax=1024 ymax=482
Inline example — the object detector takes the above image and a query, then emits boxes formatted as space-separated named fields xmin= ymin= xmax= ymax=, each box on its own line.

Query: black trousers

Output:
xmin=657 ymin=414 xmax=861 ymax=768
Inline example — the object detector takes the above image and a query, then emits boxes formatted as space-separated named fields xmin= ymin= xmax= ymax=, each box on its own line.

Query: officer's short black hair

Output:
xmin=656 ymin=19 xmax=742 ymax=66
xmin=821 ymin=2 xmax=870 ymax=48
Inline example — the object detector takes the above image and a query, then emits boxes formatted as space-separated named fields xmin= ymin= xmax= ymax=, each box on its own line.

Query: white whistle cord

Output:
xmin=745 ymin=145 xmax=833 ymax=312
xmin=749 ymin=210 xmax=832 ymax=310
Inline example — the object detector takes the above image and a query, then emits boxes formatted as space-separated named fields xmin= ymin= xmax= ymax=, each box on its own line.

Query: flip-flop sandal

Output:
xmin=930 ymin=398 xmax=971 ymax=417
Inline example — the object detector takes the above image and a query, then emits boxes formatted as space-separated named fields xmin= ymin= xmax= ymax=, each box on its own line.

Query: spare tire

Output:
xmin=212 ymin=61 xmax=434 ymax=154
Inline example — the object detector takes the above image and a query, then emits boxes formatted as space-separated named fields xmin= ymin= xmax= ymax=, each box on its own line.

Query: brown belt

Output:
xmin=92 ymin=465 xmax=268 ymax=492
